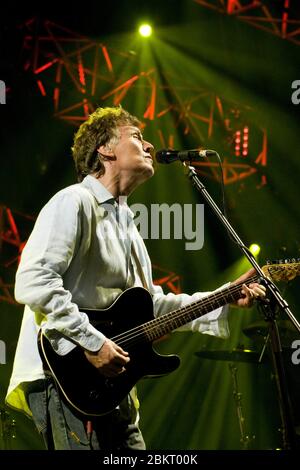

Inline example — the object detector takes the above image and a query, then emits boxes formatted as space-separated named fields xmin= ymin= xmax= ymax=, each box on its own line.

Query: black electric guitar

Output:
xmin=38 ymin=260 xmax=300 ymax=416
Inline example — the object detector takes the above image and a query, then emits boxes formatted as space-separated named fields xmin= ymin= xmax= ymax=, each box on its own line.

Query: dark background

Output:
xmin=1 ymin=0 xmax=300 ymax=451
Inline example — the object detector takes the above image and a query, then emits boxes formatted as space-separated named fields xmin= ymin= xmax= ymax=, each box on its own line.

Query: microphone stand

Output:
xmin=186 ymin=164 xmax=300 ymax=450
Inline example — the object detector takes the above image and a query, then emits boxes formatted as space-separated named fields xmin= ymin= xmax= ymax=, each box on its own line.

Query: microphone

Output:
xmin=155 ymin=148 xmax=217 ymax=164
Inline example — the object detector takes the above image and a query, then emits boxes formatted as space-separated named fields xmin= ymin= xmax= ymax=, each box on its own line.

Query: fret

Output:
xmin=143 ymin=276 xmax=258 ymax=341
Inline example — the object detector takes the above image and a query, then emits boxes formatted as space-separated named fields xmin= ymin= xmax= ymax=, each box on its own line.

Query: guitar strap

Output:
xmin=131 ymin=242 xmax=149 ymax=291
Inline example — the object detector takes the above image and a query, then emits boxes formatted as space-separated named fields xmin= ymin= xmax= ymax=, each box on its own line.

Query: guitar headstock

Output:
xmin=261 ymin=258 xmax=300 ymax=282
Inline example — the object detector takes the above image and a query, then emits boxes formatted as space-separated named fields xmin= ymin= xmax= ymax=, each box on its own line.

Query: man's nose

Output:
xmin=143 ymin=140 xmax=154 ymax=155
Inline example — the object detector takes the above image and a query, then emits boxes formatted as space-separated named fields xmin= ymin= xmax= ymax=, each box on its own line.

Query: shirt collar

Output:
xmin=80 ymin=175 xmax=115 ymax=205
xmin=80 ymin=175 xmax=135 ymax=219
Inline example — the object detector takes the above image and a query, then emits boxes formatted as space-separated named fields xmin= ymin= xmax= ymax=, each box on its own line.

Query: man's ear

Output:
xmin=97 ymin=144 xmax=114 ymax=158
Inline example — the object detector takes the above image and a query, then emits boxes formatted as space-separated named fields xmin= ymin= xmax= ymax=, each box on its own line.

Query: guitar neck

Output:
xmin=144 ymin=274 xmax=259 ymax=341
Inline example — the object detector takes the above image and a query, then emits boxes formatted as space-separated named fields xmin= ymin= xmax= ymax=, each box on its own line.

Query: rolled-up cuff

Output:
xmin=42 ymin=321 xmax=106 ymax=355
xmin=196 ymin=304 xmax=230 ymax=339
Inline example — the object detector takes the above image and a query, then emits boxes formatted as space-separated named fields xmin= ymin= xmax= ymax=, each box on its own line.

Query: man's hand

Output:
xmin=231 ymin=267 xmax=266 ymax=308
xmin=84 ymin=339 xmax=130 ymax=377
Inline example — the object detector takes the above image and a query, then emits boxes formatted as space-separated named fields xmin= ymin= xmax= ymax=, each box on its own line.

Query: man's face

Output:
xmin=106 ymin=125 xmax=155 ymax=182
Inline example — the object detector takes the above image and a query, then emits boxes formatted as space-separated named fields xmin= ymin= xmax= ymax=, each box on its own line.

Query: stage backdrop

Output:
xmin=0 ymin=0 xmax=299 ymax=450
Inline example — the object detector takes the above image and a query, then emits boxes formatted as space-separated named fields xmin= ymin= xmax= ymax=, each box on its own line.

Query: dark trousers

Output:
xmin=26 ymin=377 xmax=145 ymax=450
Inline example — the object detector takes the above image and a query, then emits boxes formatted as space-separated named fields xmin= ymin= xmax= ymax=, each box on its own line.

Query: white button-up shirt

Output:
xmin=6 ymin=175 xmax=229 ymax=415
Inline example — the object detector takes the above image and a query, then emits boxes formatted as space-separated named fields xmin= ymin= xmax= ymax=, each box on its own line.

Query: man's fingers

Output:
xmin=101 ymin=364 xmax=127 ymax=377
xmin=114 ymin=343 xmax=129 ymax=357
xmin=84 ymin=339 xmax=130 ymax=376
xmin=249 ymin=284 xmax=266 ymax=298
xmin=113 ymin=348 xmax=130 ymax=365
xmin=109 ymin=364 xmax=127 ymax=373
xmin=253 ymin=288 xmax=266 ymax=298
xmin=242 ymin=283 xmax=266 ymax=299
xmin=242 ymin=284 xmax=253 ymax=296
xmin=114 ymin=353 xmax=130 ymax=365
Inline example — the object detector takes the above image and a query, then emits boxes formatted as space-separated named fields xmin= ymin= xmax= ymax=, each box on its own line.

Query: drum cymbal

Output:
xmin=195 ymin=348 xmax=265 ymax=363
xmin=243 ymin=320 xmax=297 ymax=343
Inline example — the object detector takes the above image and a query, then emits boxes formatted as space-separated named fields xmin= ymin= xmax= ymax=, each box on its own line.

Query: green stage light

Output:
xmin=139 ymin=24 xmax=152 ymax=37
xmin=249 ymin=243 xmax=261 ymax=256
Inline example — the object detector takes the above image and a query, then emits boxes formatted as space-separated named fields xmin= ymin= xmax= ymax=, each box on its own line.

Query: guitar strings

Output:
xmin=111 ymin=275 xmax=259 ymax=349
xmin=113 ymin=281 xmax=254 ymax=349
xmin=113 ymin=275 xmax=258 ymax=348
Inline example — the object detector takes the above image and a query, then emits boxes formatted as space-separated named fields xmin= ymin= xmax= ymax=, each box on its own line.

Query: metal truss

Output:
xmin=19 ymin=17 xmax=267 ymax=186
xmin=194 ymin=0 xmax=300 ymax=46
xmin=0 ymin=206 xmax=34 ymax=305
xmin=152 ymin=265 xmax=182 ymax=294
xmin=21 ymin=18 xmax=136 ymax=125
xmin=154 ymin=86 xmax=268 ymax=187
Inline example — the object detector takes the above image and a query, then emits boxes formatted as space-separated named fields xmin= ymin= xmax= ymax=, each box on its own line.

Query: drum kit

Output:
xmin=195 ymin=319 xmax=297 ymax=449
xmin=195 ymin=319 xmax=296 ymax=363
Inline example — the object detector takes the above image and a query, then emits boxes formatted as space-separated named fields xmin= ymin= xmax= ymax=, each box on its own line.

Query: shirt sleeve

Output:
xmin=151 ymin=283 xmax=230 ymax=339
xmin=14 ymin=189 xmax=106 ymax=355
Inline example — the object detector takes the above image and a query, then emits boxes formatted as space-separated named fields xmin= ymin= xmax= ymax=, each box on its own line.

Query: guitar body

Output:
xmin=38 ymin=287 xmax=180 ymax=416
xmin=38 ymin=259 xmax=300 ymax=417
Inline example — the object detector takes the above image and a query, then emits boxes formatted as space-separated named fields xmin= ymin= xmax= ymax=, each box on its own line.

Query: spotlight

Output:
xmin=249 ymin=244 xmax=261 ymax=256
xmin=139 ymin=24 xmax=152 ymax=37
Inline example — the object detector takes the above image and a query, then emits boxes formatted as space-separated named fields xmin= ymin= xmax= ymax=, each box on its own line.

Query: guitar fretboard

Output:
xmin=112 ymin=275 xmax=258 ymax=348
